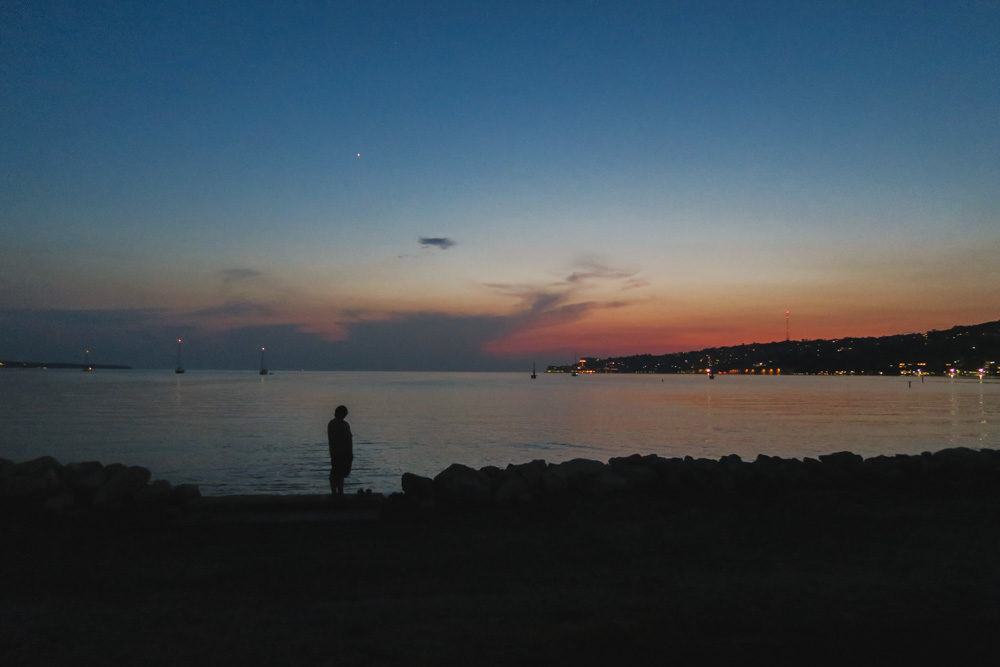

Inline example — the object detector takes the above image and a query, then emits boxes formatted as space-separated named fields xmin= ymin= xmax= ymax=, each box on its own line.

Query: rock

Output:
xmin=173 ymin=484 xmax=201 ymax=504
xmin=818 ymin=451 xmax=863 ymax=467
xmin=134 ymin=480 xmax=173 ymax=505
xmin=609 ymin=463 xmax=658 ymax=491
xmin=479 ymin=465 xmax=505 ymax=490
xmin=550 ymin=459 xmax=607 ymax=487
xmin=720 ymin=453 xmax=744 ymax=470
xmin=0 ymin=473 xmax=52 ymax=499
xmin=583 ymin=469 xmax=631 ymax=497
xmin=401 ymin=472 xmax=436 ymax=501
xmin=932 ymin=447 xmax=980 ymax=466
xmin=494 ymin=459 xmax=548 ymax=504
xmin=15 ymin=456 xmax=63 ymax=477
xmin=506 ymin=460 xmax=547 ymax=490
xmin=609 ymin=453 xmax=646 ymax=468
xmin=64 ymin=461 xmax=107 ymax=495
xmin=494 ymin=473 xmax=533 ymax=505
xmin=127 ymin=466 xmax=152 ymax=487
xmin=92 ymin=465 xmax=152 ymax=507
xmin=434 ymin=464 xmax=492 ymax=505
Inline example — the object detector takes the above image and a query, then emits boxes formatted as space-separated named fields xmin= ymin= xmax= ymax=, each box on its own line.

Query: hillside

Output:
xmin=583 ymin=319 xmax=1000 ymax=375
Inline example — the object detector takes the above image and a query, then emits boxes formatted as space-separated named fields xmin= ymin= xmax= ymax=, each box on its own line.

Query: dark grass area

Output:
xmin=3 ymin=488 xmax=1000 ymax=665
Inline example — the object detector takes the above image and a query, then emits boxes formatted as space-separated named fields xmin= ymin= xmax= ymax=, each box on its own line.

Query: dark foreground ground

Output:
xmin=3 ymin=487 xmax=999 ymax=666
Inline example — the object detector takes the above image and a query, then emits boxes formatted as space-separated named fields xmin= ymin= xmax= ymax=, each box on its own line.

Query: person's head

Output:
xmin=334 ymin=405 xmax=348 ymax=419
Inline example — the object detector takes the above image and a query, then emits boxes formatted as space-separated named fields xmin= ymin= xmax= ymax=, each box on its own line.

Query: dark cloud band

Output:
xmin=419 ymin=237 xmax=456 ymax=250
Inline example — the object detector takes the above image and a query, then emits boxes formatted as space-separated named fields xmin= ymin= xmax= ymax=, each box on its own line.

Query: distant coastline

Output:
xmin=553 ymin=318 xmax=1000 ymax=376
xmin=0 ymin=360 xmax=132 ymax=370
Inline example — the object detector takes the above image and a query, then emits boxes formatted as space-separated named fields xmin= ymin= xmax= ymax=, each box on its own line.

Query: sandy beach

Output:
xmin=4 ymin=452 xmax=1000 ymax=665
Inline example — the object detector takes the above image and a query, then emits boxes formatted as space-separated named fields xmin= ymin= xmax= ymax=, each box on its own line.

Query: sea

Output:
xmin=1 ymin=370 xmax=998 ymax=495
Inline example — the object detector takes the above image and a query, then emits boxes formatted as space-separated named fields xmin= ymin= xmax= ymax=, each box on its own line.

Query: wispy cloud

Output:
xmin=623 ymin=277 xmax=651 ymax=290
xmin=564 ymin=260 xmax=633 ymax=284
xmin=419 ymin=237 xmax=456 ymax=250
xmin=218 ymin=268 xmax=262 ymax=283
xmin=474 ymin=258 xmax=648 ymax=355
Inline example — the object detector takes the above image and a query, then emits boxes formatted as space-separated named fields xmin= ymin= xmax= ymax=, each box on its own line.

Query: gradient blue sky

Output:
xmin=2 ymin=0 xmax=998 ymax=369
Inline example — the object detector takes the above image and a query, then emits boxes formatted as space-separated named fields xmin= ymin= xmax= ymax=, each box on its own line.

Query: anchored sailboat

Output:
xmin=259 ymin=347 xmax=268 ymax=375
xmin=175 ymin=338 xmax=185 ymax=374
xmin=531 ymin=362 xmax=537 ymax=379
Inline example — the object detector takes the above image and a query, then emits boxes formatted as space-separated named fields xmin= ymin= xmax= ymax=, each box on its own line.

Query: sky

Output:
xmin=2 ymin=0 xmax=998 ymax=370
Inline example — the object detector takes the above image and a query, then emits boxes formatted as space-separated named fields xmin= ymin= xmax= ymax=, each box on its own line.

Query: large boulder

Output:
xmin=478 ymin=465 xmax=505 ymax=491
xmin=401 ymin=472 xmax=436 ymax=502
xmin=495 ymin=459 xmax=548 ymax=504
xmin=541 ymin=459 xmax=607 ymax=496
xmin=494 ymin=472 xmax=533 ymax=505
xmin=551 ymin=459 xmax=606 ymax=485
xmin=134 ymin=479 xmax=174 ymax=505
xmin=63 ymin=461 xmax=107 ymax=496
xmin=607 ymin=462 xmax=658 ymax=491
xmin=818 ymin=451 xmax=862 ymax=467
xmin=173 ymin=484 xmax=201 ymax=504
xmin=506 ymin=460 xmax=548 ymax=489
xmin=0 ymin=472 xmax=54 ymax=500
xmin=92 ymin=465 xmax=152 ymax=507
xmin=583 ymin=469 xmax=631 ymax=497
xmin=434 ymin=464 xmax=492 ymax=505
xmin=15 ymin=456 xmax=63 ymax=477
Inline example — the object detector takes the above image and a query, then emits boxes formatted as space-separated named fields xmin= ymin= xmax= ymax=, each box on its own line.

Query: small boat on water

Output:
xmin=259 ymin=347 xmax=268 ymax=375
xmin=175 ymin=338 xmax=185 ymax=374
xmin=82 ymin=349 xmax=94 ymax=372
xmin=531 ymin=363 xmax=537 ymax=379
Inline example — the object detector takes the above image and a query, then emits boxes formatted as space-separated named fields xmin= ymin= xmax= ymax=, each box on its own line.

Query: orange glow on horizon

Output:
xmin=482 ymin=305 xmax=997 ymax=359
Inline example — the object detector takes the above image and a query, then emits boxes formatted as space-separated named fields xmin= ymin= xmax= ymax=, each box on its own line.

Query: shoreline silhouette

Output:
xmin=2 ymin=448 xmax=997 ymax=662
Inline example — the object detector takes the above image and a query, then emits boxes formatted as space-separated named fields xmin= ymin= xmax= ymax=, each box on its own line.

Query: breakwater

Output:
xmin=5 ymin=447 xmax=999 ymax=517
xmin=0 ymin=456 xmax=200 ymax=514
xmin=397 ymin=446 xmax=1000 ymax=509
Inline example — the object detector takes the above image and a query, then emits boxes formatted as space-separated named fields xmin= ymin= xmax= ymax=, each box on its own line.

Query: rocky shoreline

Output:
xmin=0 ymin=456 xmax=201 ymax=516
xmin=3 ymin=448 xmax=999 ymax=664
xmin=397 ymin=446 xmax=1000 ymax=510
xmin=5 ymin=446 xmax=998 ymax=519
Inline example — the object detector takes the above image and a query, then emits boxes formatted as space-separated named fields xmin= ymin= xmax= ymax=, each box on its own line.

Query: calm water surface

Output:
xmin=1 ymin=370 xmax=997 ymax=495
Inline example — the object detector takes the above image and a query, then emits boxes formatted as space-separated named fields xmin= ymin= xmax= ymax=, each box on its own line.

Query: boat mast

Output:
xmin=175 ymin=338 xmax=185 ymax=373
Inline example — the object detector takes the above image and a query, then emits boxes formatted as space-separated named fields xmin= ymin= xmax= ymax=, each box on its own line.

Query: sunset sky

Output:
xmin=2 ymin=1 xmax=998 ymax=370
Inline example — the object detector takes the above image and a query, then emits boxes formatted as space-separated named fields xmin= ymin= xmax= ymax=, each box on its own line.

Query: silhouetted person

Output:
xmin=327 ymin=405 xmax=353 ymax=497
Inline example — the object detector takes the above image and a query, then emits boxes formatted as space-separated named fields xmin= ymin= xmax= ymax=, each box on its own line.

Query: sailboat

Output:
xmin=531 ymin=362 xmax=537 ymax=379
xmin=175 ymin=338 xmax=185 ymax=374
xmin=259 ymin=347 xmax=268 ymax=375
xmin=82 ymin=349 xmax=94 ymax=372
